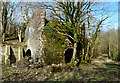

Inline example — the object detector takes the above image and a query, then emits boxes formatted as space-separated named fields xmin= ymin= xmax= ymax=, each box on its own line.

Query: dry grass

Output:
xmin=1 ymin=56 xmax=119 ymax=82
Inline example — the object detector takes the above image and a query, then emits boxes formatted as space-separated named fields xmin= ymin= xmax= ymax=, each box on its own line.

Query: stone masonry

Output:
xmin=25 ymin=10 xmax=46 ymax=63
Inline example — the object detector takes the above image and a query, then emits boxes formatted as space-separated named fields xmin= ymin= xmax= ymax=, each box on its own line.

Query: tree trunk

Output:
xmin=8 ymin=24 xmax=10 ymax=35
xmin=1 ymin=18 xmax=3 ymax=34
xmin=2 ymin=33 xmax=5 ymax=42
xmin=89 ymin=46 xmax=94 ymax=59
xmin=73 ymin=42 xmax=77 ymax=59
xmin=69 ymin=41 xmax=77 ymax=66
xmin=70 ymin=33 xmax=77 ymax=65
xmin=81 ymin=48 xmax=84 ymax=61
xmin=109 ymin=42 xmax=111 ymax=58
xmin=85 ymin=41 xmax=89 ymax=60
xmin=2 ymin=2 xmax=8 ymax=43
xmin=18 ymin=30 xmax=22 ymax=42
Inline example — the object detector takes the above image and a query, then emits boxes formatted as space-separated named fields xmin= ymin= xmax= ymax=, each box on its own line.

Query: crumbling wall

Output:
xmin=25 ymin=10 xmax=46 ymax=38
xmin=25 ymin=10 xmax=46 ymax=62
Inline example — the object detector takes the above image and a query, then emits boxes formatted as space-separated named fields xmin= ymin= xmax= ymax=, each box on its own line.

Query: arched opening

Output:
xmin=26 ymin=49 xmax=31 ymax=57
xmin=64 ymin=48 xmax=73 ymax=63
xmin=10 ymin=47 xmax=16 ymax=65
xmin=25 ymin=49 xmax=31 ymax=61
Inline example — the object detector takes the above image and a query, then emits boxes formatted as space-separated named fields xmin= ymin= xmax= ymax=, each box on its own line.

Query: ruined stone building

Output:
xmin=25 ymin=10 xmax=46 ymax=63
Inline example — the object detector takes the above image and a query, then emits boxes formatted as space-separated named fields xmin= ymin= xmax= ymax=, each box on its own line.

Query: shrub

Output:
xmin=44 ymin=49 xmax=64 ymax=65
xmin=43 ymin=25 xmax=66 ymax=65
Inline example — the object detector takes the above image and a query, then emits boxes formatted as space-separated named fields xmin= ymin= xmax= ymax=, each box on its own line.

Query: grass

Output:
xmin=3 ymin=66 xmax=12 ymax=70
xmin=105 ymin=63 xmax=119 ymax=69
xmin=87 ymin=78 xmax=97 ymax=83
xmin=93 ymin=62 xmax=119 ymax=81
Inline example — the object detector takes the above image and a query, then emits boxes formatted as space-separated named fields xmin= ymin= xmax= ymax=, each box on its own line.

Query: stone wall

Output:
xmin=25 ymin=10 xmax=46 ymax=62
xmin=0 ymin=43 xmax=27 ymax=65
xmin=0 ymin=10 xmax=46 ymax=65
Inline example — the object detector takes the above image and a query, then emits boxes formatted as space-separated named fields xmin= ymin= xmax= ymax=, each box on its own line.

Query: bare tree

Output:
xmin=99 ymin=29 xmax=118 ymax=60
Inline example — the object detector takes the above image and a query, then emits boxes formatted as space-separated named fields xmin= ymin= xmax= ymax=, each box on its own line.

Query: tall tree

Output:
xmin=43 ymin=1 xmax=108 ymax=66
xmin=1 ymin=2 xmax=8 ymax=42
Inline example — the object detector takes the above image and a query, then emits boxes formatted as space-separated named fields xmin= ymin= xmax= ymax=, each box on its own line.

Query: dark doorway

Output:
xmin=25 ymin=49 xmax=31 ymax=61
xmin=26 ymin=49 xmax=31 ymax=57
xmin=10 ymin=47 xmax=16 ymax=65
xmin=64 ymin=48 xmax=73 ymax=63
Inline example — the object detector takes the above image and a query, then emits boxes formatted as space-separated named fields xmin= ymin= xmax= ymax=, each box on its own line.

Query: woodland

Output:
xmin=0 ymin=1 xmax=119 ymax=82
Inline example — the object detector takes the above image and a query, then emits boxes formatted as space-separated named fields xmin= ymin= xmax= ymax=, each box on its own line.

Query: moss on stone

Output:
xmin=6 ymin=59 xmax=10 ymax=66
